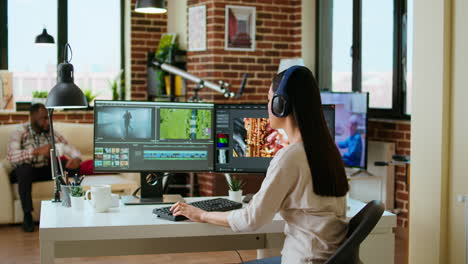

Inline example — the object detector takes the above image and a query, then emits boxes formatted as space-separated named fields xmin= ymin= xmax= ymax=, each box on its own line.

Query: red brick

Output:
xmin=274 ymin=43 xmax=289 ymax=49
xmin=0 ymin=115 xmax=10 ymax=121
xmin=240 ymin=58 xmax=255 ymax=63
xmin=84 ymin=113 xmax=94 ymax=120
xmin=396 ymin=165 xmax=406 ymax=174
xmin=396 ymin=191 xmax=409 ymax=201
xmin=405 ymin=133 xmax=411 ymax=140
xmin=66 ymin=114 xmax=83 ymax=120
xmin=231 ymin=64 xmax=247 ymax=71
xmin=397 ymin=219 xmax=404 ymax=227
xmin=257 ymin=43 xmax=273 ymax=49
xmin=397 ymin=141 xmax=411 ymax=149
xmin=223 ymin=57 xmax=239 ymax=63
xmin=53 ymin=114 xmax=67 ymax=120
xmin=264 ymin=21 xmax=279 ymax=27
xmin=223 ymin=72 xmax=239 ymax=78
xmin=396 ymin=201 xmax=405 ymax=209
xmin=396 ymin=175 xmax=407 ymax=183
xmin=398 ymin=123 xmax=411 ymax=131
xmin=272 ymin=14 xmax=288 ymax=20
xmin=396 ymin=182 xmax=406 ymax=192
xmin=257 ymin=13 xmax=272 ymax=19
xmin=398 ymin=211 xmax=408 ymax=219
xmin=11 ymin=115 xmax=29 ymax=122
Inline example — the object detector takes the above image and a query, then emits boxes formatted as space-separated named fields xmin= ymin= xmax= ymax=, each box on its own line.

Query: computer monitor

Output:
xmin=214 ymin=104 xmax=335 ymax=173
xmin=320 ymin=92 xmax=369 ymax=169
xmin=93 ymin=100 xmax=215 ymax=172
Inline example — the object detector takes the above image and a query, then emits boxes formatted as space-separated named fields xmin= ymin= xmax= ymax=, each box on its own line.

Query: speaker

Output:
xmin=271 ymin=65 xmax=302 ymax=117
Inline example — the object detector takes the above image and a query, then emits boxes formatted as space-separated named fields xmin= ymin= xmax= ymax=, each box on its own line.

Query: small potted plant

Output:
xmin=31 ymin=91 xmax=48 ymax=105
xmin=227 ymin=176 xmax=245 ymax=203
xmin=70 ymin=185 xmax=85 ymax=211
xmin=81 ymin=88 xmax=99 ymax=109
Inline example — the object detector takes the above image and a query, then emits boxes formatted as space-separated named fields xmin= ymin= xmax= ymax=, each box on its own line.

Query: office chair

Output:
xmin=324 ymin=200 xmax=385 ymax=264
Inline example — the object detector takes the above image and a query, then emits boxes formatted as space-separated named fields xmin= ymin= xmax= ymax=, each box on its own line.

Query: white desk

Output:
xmin=39 ymin=197 xmax=395 ymax=264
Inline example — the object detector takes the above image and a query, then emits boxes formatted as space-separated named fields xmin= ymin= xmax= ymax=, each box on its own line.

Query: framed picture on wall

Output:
xmin=225 ymin=5 xmax=256 ymax=51
xmin=188 ymin=5 xmax=207 ymax=51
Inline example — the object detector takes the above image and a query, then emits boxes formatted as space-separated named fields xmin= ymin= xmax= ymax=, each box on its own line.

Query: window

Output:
xmin=331 ymin=0 xmax=353 ymax=92
xmin=405 ymin=0 xmax=413 ymax=114
xmin=361 ymin=0 xmax=394 ymax=109
xmin=0 ymin=0 xmax=124 ymax=103
xmin=8 ymin=0 xmax=58 ymax=102
xmin=68 ymin=0 xmax=121 ymax=101
xmin=318 ymin=0 xmax=411 ymax=119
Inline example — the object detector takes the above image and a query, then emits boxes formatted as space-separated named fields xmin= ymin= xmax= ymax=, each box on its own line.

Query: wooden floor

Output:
xmin=0 ymin=224 xmax=408 ymax=264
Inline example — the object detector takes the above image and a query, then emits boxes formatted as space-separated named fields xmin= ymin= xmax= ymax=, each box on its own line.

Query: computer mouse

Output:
xmin=242 ymin=193 xmax=254 ymax=203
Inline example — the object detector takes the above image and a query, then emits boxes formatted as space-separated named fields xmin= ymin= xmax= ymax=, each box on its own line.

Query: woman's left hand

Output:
xmin=170 ymin=202 xmax=206 ymax=222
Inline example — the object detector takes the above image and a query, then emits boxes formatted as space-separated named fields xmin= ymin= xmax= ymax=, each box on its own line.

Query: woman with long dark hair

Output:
xmin=170 ymin=66 xmax=349 ymax=264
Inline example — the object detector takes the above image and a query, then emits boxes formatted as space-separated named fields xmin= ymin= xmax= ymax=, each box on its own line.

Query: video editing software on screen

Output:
xmin=94 ymin=101 xmax=214 ymax=172
xmin=214 ymin=104 xmax=335 ymax=173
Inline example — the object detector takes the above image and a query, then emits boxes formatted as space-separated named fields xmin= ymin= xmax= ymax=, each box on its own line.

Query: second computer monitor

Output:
xmin=320 ymin=92 xmax=369 ymax=169
xmin=214 ymin=104 xmax=335 ymax=173
xmin=93 ymin=101 xmax=215 ymax=172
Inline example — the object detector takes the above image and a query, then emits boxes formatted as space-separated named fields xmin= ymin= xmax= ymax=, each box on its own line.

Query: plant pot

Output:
xmin=229 ymin=190 xmax=243 ymax=203
xmin=61 ymin=185 xmax=72 ymax=207
xmin=31 ymin=98 xmax=47 ymax=105
xmin=71 ymin=196 xmax=84 ymax=211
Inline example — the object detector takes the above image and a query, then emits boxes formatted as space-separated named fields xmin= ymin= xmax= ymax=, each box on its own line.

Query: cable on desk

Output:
xmin=235 ymin=250 xmax=244 ymax=263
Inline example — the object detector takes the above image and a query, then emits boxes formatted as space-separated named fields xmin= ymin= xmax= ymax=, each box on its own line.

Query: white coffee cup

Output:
xmin=85 ymin=185 xmax=112 ymax=213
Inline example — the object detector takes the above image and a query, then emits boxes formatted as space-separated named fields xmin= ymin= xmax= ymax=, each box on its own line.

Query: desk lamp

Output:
xmin=46 ymin=43 xmax=88 ymax=202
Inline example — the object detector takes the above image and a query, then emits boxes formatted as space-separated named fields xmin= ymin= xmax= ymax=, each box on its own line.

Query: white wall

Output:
xmin=409 ymin=0 xmax=452 ymax=262
xmin=410 ymin=0 xmax=468 ymax=263
xmin=167 ymin=0 xmax=188 ymax=50
xmin=448 ymin=0 xmax=468 ymax=262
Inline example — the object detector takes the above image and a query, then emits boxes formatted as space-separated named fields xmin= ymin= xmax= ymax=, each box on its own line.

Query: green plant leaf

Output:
xmin=32 ymin=91 xmax=48 ymax=98
xmin=70 ymin=186 xmax=84 ymax=197
xmin=228 ymin=176 xmax=245 ymax=191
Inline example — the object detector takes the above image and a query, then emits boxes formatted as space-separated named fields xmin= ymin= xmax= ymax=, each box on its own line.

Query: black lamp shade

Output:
xmin=46 ymin=62 xmax=88 ymax=109
xmin=35 ymin=28 xmax=55 ymax=44
xmin=135 ymin=0 xmax=167 ymax=14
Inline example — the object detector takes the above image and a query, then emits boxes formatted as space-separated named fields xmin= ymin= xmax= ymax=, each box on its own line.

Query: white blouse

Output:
xmin=228 ymin=142 xmax=348 ymax=264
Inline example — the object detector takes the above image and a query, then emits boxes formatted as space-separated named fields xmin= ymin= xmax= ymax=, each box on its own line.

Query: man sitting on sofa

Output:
xmin=6 ymin=103 xmax=82 ymax=232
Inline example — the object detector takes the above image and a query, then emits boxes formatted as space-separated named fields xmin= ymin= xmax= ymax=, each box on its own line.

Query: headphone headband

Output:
xmin=276 ymin=65 xmax=301 ymax=99
xmin=271 ymin=65 xmax=302 ymax=117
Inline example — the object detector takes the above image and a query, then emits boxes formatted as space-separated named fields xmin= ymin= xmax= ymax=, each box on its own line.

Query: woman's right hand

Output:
xmin=170 ymin=202 xmax=207 ymax=223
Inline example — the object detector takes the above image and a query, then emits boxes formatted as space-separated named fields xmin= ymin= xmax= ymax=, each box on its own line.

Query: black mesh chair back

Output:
xmin=324 ymin=200 xmax=385 ymax=264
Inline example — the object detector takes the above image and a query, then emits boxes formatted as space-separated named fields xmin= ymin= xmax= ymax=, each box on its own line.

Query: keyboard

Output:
xmin=153 ymin=198 xmax=243 ymax=221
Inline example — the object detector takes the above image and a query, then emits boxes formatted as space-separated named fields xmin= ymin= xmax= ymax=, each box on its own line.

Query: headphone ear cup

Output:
xmin=272 ymin=96 xmax=286 ymax=117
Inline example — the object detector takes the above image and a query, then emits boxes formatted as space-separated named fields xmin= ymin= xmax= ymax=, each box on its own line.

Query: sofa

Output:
xmin=0 ymin=122 xmax=139 ymax=224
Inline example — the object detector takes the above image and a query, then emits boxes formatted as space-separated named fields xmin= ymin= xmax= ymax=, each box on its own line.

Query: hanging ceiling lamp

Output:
xmin=35 ymin=28 xmax=55 ymax=45
xmin=135 ymin=0 xmax=167 ymax=14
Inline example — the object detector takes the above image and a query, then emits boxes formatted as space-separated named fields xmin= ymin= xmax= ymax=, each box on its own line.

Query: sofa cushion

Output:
xmin=12 ymin=181 xmax=54 ymax=200
xmin=0 ymin=124 xmax=21 ymax=160
xmin=0 ymin=122 xmax=94 ymax=161
xmin=54 ymin=122 xmax=94 ymax=157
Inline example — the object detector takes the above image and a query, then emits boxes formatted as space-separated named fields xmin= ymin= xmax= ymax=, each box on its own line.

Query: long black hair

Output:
xmin=272 ymin=66 xmax=348 ymax=197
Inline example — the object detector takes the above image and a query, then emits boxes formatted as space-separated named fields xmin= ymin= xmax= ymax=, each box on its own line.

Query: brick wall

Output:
xmin=368 ymin=120 xmax=411 ymax=228
xmin=186 ymin=0 xmax=302 ymax=102
xmin=187 ymin=0 xmax=302 ymax=196
xmin=130 ymin=0 xmax=168 ymax=100
xmin=0 ymin=111 xmax=94 ymax=125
